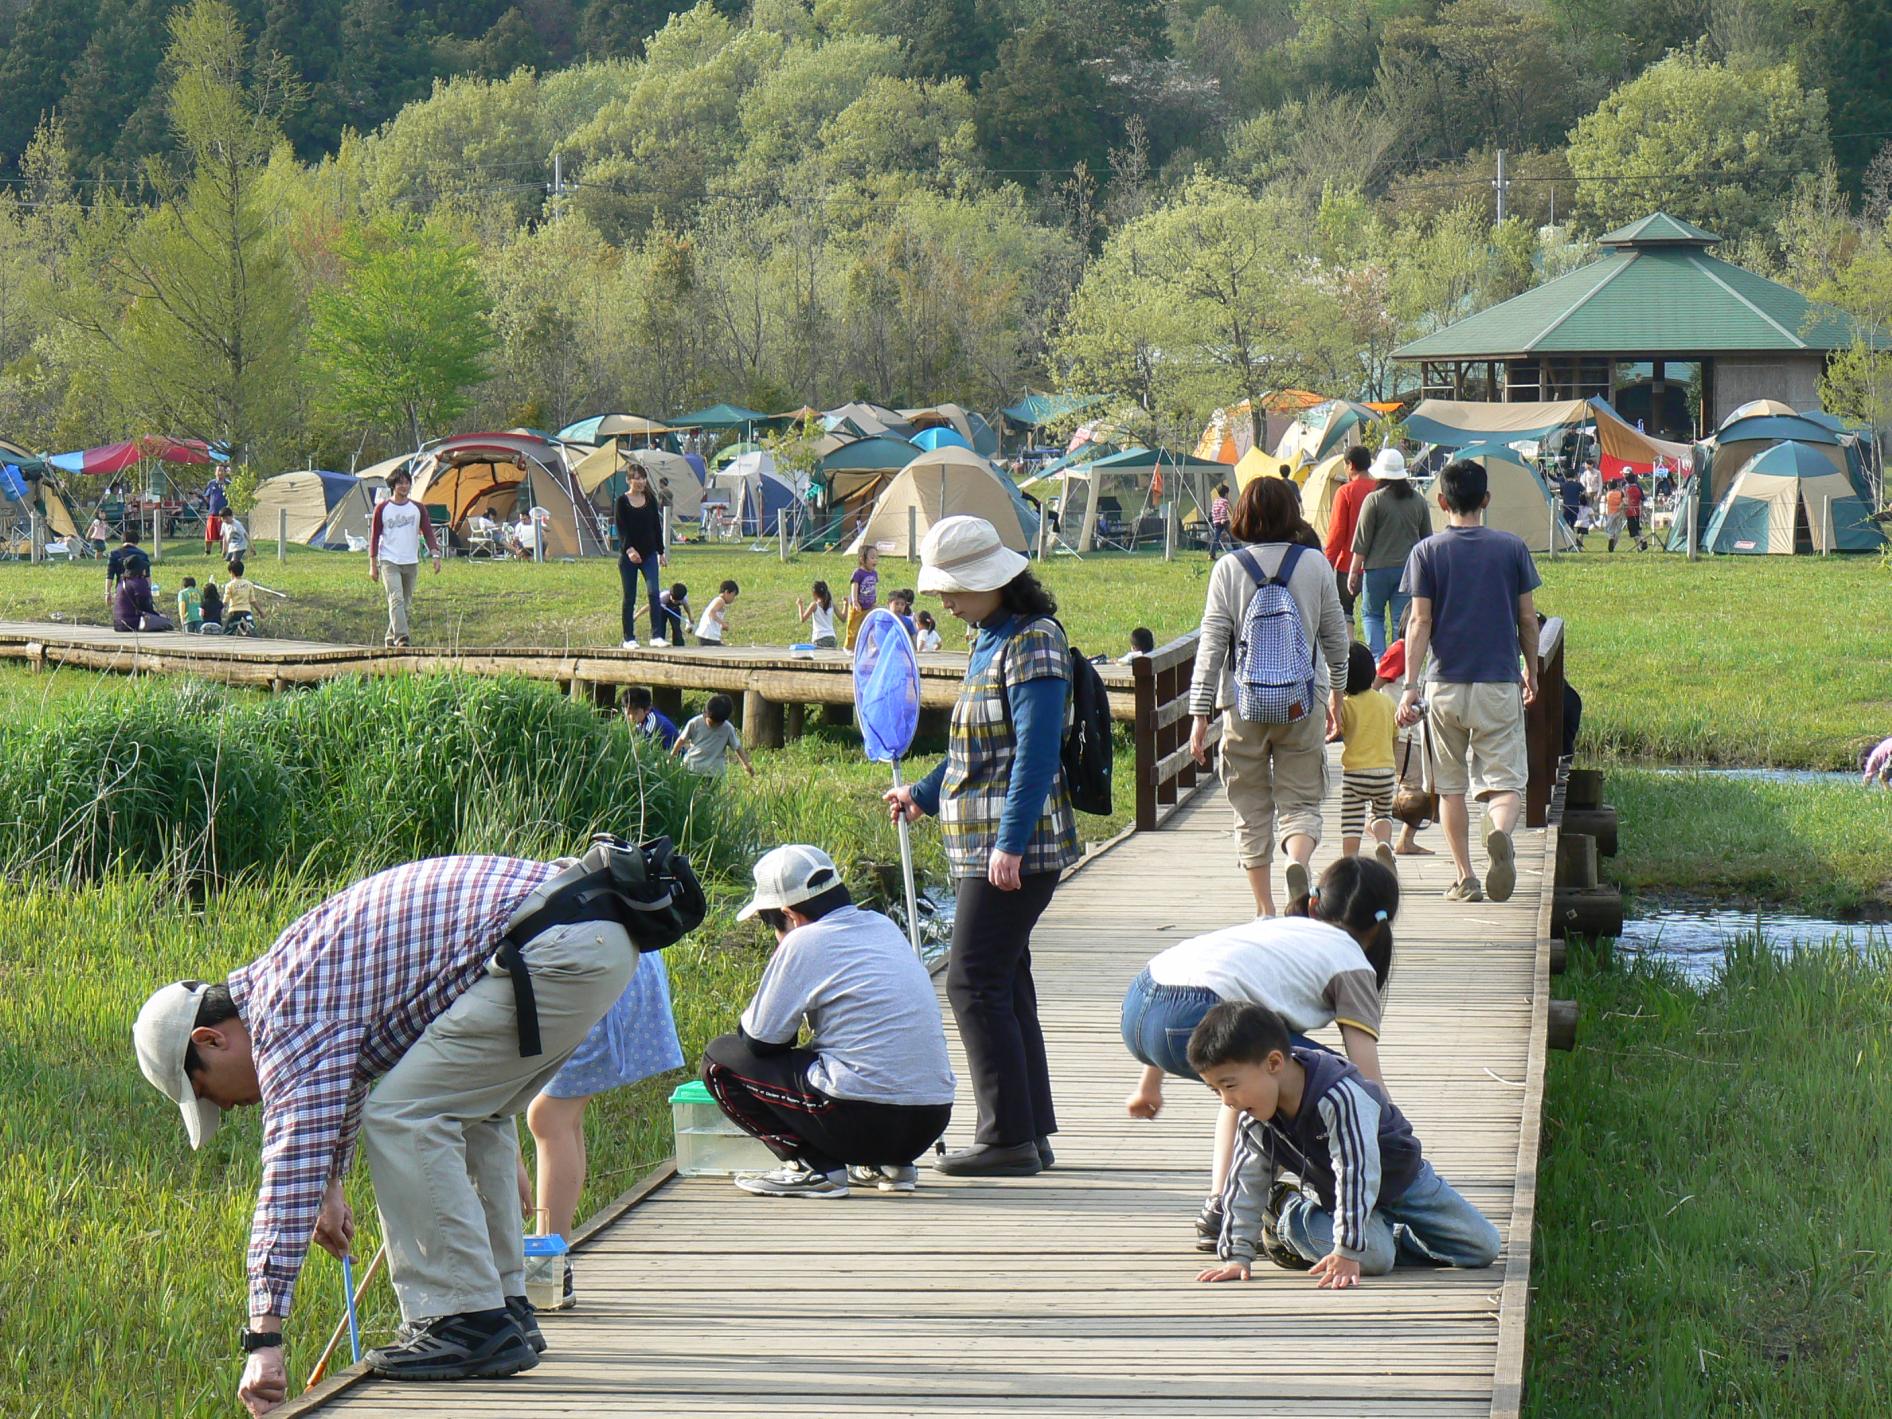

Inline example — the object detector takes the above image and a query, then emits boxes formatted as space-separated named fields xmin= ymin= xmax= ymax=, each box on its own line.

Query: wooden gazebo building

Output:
xmin=1392 ymin=213 xmax=1865 ymax=438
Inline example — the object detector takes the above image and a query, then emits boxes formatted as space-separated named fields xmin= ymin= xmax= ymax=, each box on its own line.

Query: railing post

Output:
xmin=1132 ymin=654 xmax=1157 ymax=832
xmin=1525 ymin=618 xmax=1564 ymax=829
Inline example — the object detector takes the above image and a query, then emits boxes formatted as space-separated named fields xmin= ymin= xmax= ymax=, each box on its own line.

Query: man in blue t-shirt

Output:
xmin=1395 ymin=460 xmax=1542 ymax=905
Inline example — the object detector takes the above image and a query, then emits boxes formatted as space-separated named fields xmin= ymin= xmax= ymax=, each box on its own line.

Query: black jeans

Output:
xmin=947 ymin=871 xmax=1060 ymax=1146
xmin=701 ymin=1033 xmax=952 ymax=1175
xmin=1334 ymin=564 xmax=1357 ymax=619
xmin=619 ymin=553 xmax=662 ymax=641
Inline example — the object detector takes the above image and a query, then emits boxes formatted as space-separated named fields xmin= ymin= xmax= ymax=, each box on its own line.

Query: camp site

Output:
xmin=4 ymin=1 xmax=1892 ymax=1416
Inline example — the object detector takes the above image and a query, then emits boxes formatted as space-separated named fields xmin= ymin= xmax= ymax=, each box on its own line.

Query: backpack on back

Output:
xmin=1230 ymin=545 xmax=1318 ymax=724
xmin=1001 ymin=616 xmax=1113 ymax=816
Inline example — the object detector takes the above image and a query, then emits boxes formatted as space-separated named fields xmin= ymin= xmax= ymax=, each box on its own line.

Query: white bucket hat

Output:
xmin=134 ymin=980 xmax=225 ymax=1150
xmin=737 ymin=844 xmax=844 ymax=921
xmin=916 ymin=515 xmax=1028 ymax=594
xmin=1370 ymin=448 xmax=1409 ymax=480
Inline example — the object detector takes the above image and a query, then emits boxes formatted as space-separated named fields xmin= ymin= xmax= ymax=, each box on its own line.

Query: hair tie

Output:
xmin=1307 ymin=887 xmax=1321 ymax=905
xmin=1374 ymin=909 xmax=1388 ymax=923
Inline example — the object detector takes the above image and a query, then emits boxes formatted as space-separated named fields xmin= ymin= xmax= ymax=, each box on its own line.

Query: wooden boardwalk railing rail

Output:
xmin=1128 ymin=631 xmax=1221 ymax=832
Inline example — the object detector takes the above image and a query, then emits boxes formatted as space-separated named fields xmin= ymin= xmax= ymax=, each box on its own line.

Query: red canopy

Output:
xmin=49 ymin=436 xmax=226 ymax=475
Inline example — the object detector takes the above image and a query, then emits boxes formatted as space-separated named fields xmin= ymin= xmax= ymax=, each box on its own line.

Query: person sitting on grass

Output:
xmin=701 ymin=845 xmax=956 ymax=1198
xmin=621 ymin=685 xmax=680 ymax=751
xmin=1339 ymin=642 xmax=1400 ymax=872
xmin=1190 ymin=1000 xmax=1499 ymax=1286
xmin=1121 ymin=857 xmax=1400 ymax=1252
xmin=671 ymin=693 xmax=755 ymax=778
xmin=1120 ymin=626 xmax=1156 ymax=664
xmin=198 ymin=578 xmax=226 ymax=635
xmin=695 ymin=580 xmax=738 ymax=646
xmin=222 ymin=559 xmax=259 ymax=635
xmin=105 ymin=526 xmax=150 ymax=598
xmin=112 ymin=566 xmax=173 ymax=633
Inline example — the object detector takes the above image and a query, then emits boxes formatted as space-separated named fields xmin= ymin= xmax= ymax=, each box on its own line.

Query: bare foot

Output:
xmin=1395 ymin=843 xmax=1436 ymax=856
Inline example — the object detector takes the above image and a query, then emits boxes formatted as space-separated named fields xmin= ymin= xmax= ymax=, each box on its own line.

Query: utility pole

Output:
xmin=549 ymin=151 xmax=567 ymax=221
xmin=1493 ymin=149 xmax=1508 ymax=225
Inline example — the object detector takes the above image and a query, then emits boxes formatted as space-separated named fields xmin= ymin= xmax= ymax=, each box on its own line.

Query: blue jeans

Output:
xmin=619 ymin=553 xmax=662 ymax=641
xmin=1360 ymin=566 xmax=1408 ymax=661
xmin=1208 ymin=524 xmax=1232 ymax=559
xmin=1275 ymin=1160 xmax=1501 ymax=1274
xmin=1120 ymin=970 xmax=1325 ymax=1079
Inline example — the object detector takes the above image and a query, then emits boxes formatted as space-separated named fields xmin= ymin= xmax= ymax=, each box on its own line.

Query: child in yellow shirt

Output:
xmin=1339 ymin=642 xmax=1398 ymax=873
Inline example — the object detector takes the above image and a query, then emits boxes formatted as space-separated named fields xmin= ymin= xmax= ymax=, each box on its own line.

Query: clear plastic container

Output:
xmin=670 ymin=1079 xmax=777 ymax=1176
xmin=522 ymin=1232 xmax=569 ymax=1311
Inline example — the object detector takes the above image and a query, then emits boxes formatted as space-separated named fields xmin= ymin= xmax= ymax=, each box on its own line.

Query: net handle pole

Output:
xmin=889 ymin=757 xmax=923 ymax=958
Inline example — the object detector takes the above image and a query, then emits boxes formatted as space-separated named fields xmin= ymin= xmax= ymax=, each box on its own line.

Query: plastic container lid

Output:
xmin=669 ymin=1079 xmax=715 ymax=1105
xmin=523 ymin=1233 xmax=569 ymax=1257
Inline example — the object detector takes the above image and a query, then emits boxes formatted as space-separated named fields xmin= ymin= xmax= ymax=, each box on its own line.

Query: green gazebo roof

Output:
xmin=1394 ymin=211 xmax=1865 ymax=361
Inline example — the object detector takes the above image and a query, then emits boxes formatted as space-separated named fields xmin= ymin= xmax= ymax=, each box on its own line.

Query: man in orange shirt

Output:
xmin=1323 ymin=446 xmax=1376 ymax=627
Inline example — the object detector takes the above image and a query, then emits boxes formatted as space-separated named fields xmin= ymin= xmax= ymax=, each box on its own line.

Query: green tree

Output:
xmin=1566 ymin=48 xmax=1833 ymax=239
xmin=309 ymin=217 xmax=495 ymax=450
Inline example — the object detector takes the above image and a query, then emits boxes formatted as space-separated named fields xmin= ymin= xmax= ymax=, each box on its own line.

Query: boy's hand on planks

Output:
xmin=1195 ymin=1261 xmax=1250 ymax=1283
xmin=1310 ymin=1252 xmax=1361 ymax=1289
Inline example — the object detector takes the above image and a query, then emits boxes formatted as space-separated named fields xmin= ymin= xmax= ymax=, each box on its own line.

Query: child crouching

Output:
xmin=1189 ymin=1001 xmax=1498 ymax=1286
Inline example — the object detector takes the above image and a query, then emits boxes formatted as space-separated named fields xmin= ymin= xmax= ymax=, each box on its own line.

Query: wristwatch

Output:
xmin=240 ymin=1329 xmax=283 ymax=1353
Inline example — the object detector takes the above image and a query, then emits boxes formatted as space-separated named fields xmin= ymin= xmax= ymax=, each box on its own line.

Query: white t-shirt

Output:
xmin=917 ymin=627 xmax=941 ymax=652
xmin=809 ymin=601 xmax=836 ymax=640
xmin=376 ymin=499 xmax=426 ymax=564
xmin=1146 ymin=916 xmax=1383 ymax=1037
xmin=696 ymin=597 xmax=728 ymax=641
xmin=741 ymin=905 xmax=957 ymax=1105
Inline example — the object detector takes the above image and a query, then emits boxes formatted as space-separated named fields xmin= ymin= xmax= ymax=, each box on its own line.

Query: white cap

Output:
xmin=916 ymin=515 xmax=1028 ymax=594
xmin=1370 ymin=448 xmax=1409 ymax=480
xmin=133 ymin=981 xmax=225 ymax=1150
xmin=737 ymin=844 xmax=843 ymax=921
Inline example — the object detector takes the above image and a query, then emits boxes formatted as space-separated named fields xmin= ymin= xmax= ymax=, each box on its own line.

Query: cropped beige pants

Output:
xmin=361 ymin=920 xmax=635 ymax=1322
xmin=380 ymin=560 xmax=419 ymax=642
xmin=1218 ymin=708 xmax=1328 ymax=869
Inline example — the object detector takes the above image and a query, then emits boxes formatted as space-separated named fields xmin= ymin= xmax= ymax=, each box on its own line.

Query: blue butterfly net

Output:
xmin=851 ymin=607 xmax=920 ymax=762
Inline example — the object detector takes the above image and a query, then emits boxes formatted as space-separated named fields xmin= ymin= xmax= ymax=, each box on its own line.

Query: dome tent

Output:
xmin=411 ymin=432 xmax=608 ymax=558
xmin=710 ymin=452 xmax=798 ymax=535
xmin=1433 ymin=443 xmax=1577 ymax=553
xmin=848 ymin=446 xmax=1037 ymax=556
xmin=250 ymin=470 xmax=363 ymax=548
xmin=572 ymin=441 xmax=704 ymax=521
xmin=1701 ymin=440 xmax=1884 ymax=555
xmin=316 ymin=474 xmax=386 ymax=551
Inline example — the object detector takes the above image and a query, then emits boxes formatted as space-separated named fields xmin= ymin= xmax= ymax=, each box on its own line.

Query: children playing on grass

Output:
xmin=1120 ymin=626 xmax=1155 ymax=663
xmin=622 ymin=685 xmax=680 ymax=750
xmin=796 ymin=580 xmax=838 ymax=649
xmin=1339 ymin=642 xmax=1400 ymax=873
xmin=695 ymin=580 xmax=738 ymax=647
xmin=176 ymin=577 xmax=203 ymax=633
xmin=1120 ymin=857 xmax=1400 ymax=1250
xmin=844 ymin=545 xmax=879 ymax=649
xmin=658 ymin=583 xmax=691 ymax=646
xmin=915 ymin=610 xmax=941 ymax=652
xmin=1190 ymin=1000 xmax=1499 ymax=1285
xmin=221 ymin=559 xmax=259 ymax=635
xmin=672 ymin=694 xmax=755 ymax=777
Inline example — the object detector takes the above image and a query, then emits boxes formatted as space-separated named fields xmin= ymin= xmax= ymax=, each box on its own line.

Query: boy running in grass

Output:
xmin=1190 ymin=1001 xmax=1499 ymax=1286
xmin=695 ymin=580 xmax=738 ymax=646
xmin=672 ymin=694 xmax=755 ymax=777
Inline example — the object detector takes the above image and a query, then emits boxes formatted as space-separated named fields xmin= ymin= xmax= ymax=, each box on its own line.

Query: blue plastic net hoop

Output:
xmin=851 ymin=606 xmax=921 ymax=762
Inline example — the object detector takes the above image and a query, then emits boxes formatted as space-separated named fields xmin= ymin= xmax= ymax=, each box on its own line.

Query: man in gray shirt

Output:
xmin=702 ymin=845 xmax=956 ymax=1197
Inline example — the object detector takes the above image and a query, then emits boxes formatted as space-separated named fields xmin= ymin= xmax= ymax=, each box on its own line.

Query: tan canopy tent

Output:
xmin=572 ymin=441 xmax=704 ymax=520
xmin=1428 ymin=443 xmax=1577 ymax=553
xmin=411 ymin=432 xmax=608 ymax=558
xmin=848 ymin=447 xmax=1031 ymax=555
xmin=251 ymin=470 xmax=362 ymax=547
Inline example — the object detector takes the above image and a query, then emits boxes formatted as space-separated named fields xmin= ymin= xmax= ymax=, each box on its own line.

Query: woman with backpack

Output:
xmin=1187 ymin=477 xmax=1349 ymax=916
xmin=886 ymin=515 xmax=1080 ymax=1178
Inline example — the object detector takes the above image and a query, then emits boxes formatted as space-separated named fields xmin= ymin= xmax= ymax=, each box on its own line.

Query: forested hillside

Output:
xmin=1 ymin=0 xmax=1890 ymax=468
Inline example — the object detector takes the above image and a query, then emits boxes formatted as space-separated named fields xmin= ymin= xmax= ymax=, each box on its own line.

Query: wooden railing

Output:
xmin=1131 ymin=616 xmax=1567 ymax=835
xmin=1128 ymin=632 xmax=1221 ymax=831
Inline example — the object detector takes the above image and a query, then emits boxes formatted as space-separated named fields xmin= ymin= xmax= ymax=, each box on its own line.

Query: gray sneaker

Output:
xmin=1444 ymin=877 xmax=1485 ymax=903
xmin=847 ymin=1164 xmax=919 ymax=1193
xmin=735 ymin=1163 xmax=850 ymax=1198
xmin=1483 ymin=827 xmax=1516 ymax=903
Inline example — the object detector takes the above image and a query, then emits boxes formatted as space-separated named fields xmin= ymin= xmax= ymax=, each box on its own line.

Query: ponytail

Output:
xmin=1306 ymin=857 xmax=1400 ymax=993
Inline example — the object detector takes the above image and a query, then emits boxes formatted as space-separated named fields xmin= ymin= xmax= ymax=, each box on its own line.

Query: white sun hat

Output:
xmin=133 ymin=980 xmax=226 ymax=1150
xmin=916 ymin=515 xmax=1028 ymax=594
xmin=737 ymin=844 xmax=844 ymax=921
xmin=1369 ymin=448 xmax=1410 ymax=480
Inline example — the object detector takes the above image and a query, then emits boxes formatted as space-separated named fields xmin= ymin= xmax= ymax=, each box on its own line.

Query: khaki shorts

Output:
xmin=1426 ymin=681 xmax=1527 ymax=800
xmin=1218 ymin=708 xmax=1328 ymax=868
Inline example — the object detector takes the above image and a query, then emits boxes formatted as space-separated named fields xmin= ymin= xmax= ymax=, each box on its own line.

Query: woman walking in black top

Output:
xmin=615 ymin=463 xmax=667 ymax=648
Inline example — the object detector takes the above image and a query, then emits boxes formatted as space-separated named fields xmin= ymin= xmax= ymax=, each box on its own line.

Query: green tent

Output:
xmin=672 ymin=403 xmax=770 ymax=432
xmin=1701 ymin=440 xmax=1884 ymax=555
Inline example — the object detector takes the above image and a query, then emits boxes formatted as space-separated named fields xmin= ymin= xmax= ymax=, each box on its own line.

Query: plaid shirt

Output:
xmin=936 ymin=616 xmax=1079 ymax=878
xmin=226 ymin=854 xmax=555 ymax=1318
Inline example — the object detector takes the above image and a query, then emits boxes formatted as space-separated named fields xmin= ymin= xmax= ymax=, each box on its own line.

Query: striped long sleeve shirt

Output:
xmin=226 ymin=855 xmax=556 ymax=1318
xmin=1218 ymin=1047 xmax=1424 ymax=1264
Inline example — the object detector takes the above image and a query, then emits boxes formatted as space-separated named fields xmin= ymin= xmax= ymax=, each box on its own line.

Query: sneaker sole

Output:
xmin=1484 ymin=829 xmax=1516 ymax=902
xmin=734 ymin=1181 xmax=851 ymax=1198
xmin=1373 ymin=843 xmax=1398 ymax=875
xmin=370 ymin=1345 xmax=540 ymax=1382
xmin=1284 ymin=862 xmax=1310 ymax=902
xmin=877 ymin=1180 xmax=918 ymax=1193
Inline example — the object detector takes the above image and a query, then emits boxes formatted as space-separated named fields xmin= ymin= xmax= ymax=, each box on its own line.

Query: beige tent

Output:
xmin=1301 ymin=454 xmax=1354 ymax=538
xmin=1427 ymin=443 xmax=1576 ymax=553
xmin=251 ymin=471 xmax=365 ymax=547
xmin=355 ymin=450 xmax=423 ymax=484
xmin=572 ymin=441 xmax=704 ymax=520
xmin=1702 ymin=440 xmax=1883 ymax=554
xmin=848 ymin=447 xmax=1031 ymax=555
xmin=411 ymin=432 xmax=608 ymax=558
xmin=900 ymin=403 xmax=976 ymax=445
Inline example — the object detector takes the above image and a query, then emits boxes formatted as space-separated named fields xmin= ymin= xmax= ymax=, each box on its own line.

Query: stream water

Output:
xmin=1617 ymin=904 xmax=1888 ymax=984
xmin=1655 ymin=767 xmax=1861 ymax=788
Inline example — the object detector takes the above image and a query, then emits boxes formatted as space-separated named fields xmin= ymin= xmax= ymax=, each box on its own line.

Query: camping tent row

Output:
xmin=1295 ymin=441 xmax=1576 ymax=554
xmin=1671 ymin=437 xmax=1883 ymax=555
xmin=848 ymin=445 xmax=1041 ymax=557
xmin=1666 ymin=403 xmax=1878 ymax=553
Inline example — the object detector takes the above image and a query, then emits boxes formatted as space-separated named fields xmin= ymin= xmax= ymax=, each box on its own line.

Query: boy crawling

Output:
xmin=1189 ymin=1002 xmax=1499 ymax=1287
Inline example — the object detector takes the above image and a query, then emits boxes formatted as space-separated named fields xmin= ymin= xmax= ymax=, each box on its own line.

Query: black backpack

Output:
xmin=1002 ymin=616 xmax=1113 ymax=816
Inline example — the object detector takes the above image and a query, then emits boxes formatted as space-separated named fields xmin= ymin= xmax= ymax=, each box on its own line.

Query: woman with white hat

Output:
xmin=1346 ymin=447 xmax=1432 ymax=660
xmin=885 ymin=515 xmax=1078 ymax=1177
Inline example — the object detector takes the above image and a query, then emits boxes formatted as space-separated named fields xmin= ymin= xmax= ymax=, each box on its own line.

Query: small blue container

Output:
xmin=522 ymin=1232 xmax=570 ymax=1311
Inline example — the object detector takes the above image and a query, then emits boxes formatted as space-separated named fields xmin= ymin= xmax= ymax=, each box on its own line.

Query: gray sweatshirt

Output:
xmin=1188 ymin=542 xmax=1349 ymax=716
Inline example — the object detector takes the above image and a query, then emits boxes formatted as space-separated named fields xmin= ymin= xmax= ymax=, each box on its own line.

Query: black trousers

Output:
xmin=947 ymin=872 xmax=1060 ymax=1146
xmin=619 ymin=553 xmax=662 ymax=641
xmin=701 ymin=1033 xmax=952 ymax=1175
xmin=1334 ymin=564 xmax=1357 ymax=619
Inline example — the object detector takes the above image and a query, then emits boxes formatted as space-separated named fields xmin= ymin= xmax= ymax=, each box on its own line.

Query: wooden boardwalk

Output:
xmin=291 ymin=763 xmax=1552 ymax=1418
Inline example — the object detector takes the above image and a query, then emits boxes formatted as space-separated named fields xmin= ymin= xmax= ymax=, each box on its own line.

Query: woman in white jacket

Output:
xmin=1187 ymin=476 xmax=1348 ymax=916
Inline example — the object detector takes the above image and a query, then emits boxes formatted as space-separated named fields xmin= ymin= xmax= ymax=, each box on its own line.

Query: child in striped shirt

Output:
xmin=1338 ymin=642 xmax=1398 ymax=872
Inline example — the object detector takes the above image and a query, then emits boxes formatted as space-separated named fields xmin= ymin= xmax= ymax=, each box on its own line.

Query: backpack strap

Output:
xmin=1231 ymin=542 xmax=1307 ymax=589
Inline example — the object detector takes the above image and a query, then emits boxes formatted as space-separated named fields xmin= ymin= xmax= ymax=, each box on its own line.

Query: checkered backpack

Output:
xmin=1230 ymin=544 xmax=1318 ymax=724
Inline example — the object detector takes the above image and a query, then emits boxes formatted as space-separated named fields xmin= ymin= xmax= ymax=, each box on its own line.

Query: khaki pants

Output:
xmin=1426 ymin=681 xmax=1528 ymax=800
xmin=380 ymin=560 xmax=419 ymax=642
xmin=362 ymin=921 xmax=636 ymax=1322
xmin=1218 ymin=708 xmax=1328 ymax=868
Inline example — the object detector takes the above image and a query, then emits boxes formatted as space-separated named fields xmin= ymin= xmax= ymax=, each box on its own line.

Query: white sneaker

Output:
xmin=651 ymin=634 xmax=668 ymax=647
xmin=735 ymin=1164 xmax=849 ymax=1198
xmin=621 ymin=638 xmax=639 ymax=650
xmin=847 ymin=1164 xmax=919 ymax=1193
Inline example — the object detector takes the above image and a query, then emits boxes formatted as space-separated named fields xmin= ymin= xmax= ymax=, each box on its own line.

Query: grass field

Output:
xmin=3 ymin=540 xmax=1887 ymax=767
